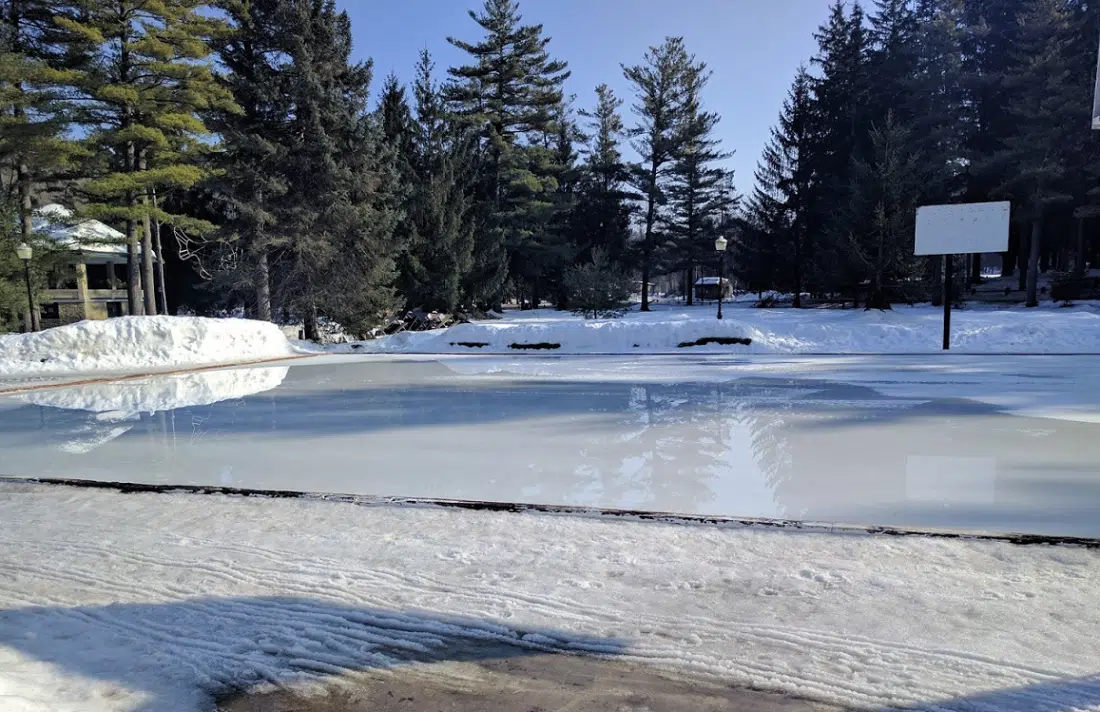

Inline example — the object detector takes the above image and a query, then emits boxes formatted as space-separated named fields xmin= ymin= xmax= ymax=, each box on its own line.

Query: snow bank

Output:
xmin=0 ymin=317 xmax=301 ymax=378
xmin=0 ymin=485 xmax=1097 ymax=712
xmin=343 ymin=303 xmax=1100 ymax=355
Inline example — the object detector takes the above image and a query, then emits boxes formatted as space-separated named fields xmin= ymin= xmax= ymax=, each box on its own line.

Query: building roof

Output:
xmin=694 ymin=277 xmax=729 ymax=286
xmin=31 ymin=204 xmax=129 ymax=256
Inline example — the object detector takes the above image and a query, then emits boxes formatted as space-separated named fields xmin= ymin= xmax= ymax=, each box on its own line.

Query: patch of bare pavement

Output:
xmin=218 ymin=652 xmax=842 ymax=712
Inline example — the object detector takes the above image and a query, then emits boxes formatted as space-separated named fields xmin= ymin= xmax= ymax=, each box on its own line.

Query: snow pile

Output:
xmin=342 ymin=303 xmax=1100 ymax=355
xmin=359 ymin=314 xmax=756 ymax=354
xmin=19 ymin=366 xmax=289 ymax=419
xmin=0 ymin=485 xmax=1097 ymax=712
xmin=0 ymin=317 xmax=301 ymax=378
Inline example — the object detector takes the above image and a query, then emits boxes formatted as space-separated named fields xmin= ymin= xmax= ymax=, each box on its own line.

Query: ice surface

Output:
xmin=2 ymin=354 xmax=1099 ymax=537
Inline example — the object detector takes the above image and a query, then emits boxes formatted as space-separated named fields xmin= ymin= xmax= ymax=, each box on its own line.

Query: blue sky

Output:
xmin=334 ymin=0 xmax=835 ymax=197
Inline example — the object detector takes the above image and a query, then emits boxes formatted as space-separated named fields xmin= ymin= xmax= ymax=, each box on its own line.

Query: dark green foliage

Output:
xmin=623 ymin=36 xmax=692 ymax=311
xmin=446 ymin=0 xmax=570 ymax=308
xmin=67 ymin=0 xmax=237 ymax=315
xmin=275 ymin=0 xmax=401 ymax=337
xmin=207 ymin=0 xmax=293 ymax=320
xmin=399 ymin=50 xmax=477 ymax=313
xmin=740 ymin=67 xmax=814 ymax=302
xmin=571 ymin=84 xmax=634 ymax=268
xmin=563 ymin=249 xmax=632 ymax=319
xmin=662 ymin=57 xmax=736 ymax=305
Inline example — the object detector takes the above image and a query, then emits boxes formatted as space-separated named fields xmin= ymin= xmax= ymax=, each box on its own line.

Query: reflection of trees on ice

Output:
xmin=561 ymin=382 xmax=795 ymax=516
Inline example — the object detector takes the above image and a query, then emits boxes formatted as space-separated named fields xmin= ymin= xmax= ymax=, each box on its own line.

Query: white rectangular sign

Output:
xmin=914 ymin=201 xmax=1010 ymax=256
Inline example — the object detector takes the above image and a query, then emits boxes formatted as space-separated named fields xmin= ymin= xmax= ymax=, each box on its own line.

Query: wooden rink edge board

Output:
xmin=3 ymin=475 xmax=1098 ymax=550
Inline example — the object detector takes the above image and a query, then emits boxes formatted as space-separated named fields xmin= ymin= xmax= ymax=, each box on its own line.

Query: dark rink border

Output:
xmin=6 ymin=475 xmax=1099 ymax=549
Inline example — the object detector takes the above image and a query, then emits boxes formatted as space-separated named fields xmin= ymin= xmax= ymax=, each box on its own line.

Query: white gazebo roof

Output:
xmin=31 ymin=204 xmax=129 ymax=256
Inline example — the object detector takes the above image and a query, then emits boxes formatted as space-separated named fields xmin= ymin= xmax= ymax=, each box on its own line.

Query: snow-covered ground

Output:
xmin=342 ymin=302 xmax=1100 ymax=355
xmin=0 ymin=484 xmax=1097 ymax=712
xmin=0 ymin=317 xmax=302 ymax=379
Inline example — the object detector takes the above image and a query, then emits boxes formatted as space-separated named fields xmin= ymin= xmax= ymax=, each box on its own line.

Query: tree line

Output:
xmin=1 ymin=0 xmax=740 ymax=335
xmin=5 ymin=0 xmax=1097 ymax=336
xmin=740 ymin=0 xmax=1100 ymax=309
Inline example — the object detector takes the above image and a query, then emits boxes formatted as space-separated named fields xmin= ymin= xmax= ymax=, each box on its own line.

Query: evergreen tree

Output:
xmin=0 ymin=0 xmax=89 ymax=329
xmin=277 ymin=0 xmax=401 ymax=337
xmin=623 ymin=36 xmax=691 ymax=311
xmin=400 ymin=49 xmax=477 ymax=313
xmin=808 ymin=1 xmax=872 ymax=297
xmin=65 ymin=0 xmax=235 ymax=315
xmin=845 ymin=112 xmax=925 ymax=309
xmin=991 ymin=0 xmax=1078 ymax=306
xmin=446 ymin=0 xmax=569 ymax=308
xmin=960 ymin=0 xmax=1027 ymax=277
xmin=742 ymin=67 xmax=814 ymax=300
xmin=662 ymin=58 xmax=735 ymax=306
xmin=209 ymin=0 xmax=294 ymax=321
xmin=571 ymin=83 xmax=633 ymax=267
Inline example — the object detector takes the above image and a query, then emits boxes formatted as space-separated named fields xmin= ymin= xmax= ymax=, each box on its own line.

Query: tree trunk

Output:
xmin=16 ymin=161 xmax=40 ymax=331
xmin=126 ymin=217 xmax=142 ymax=315
xmin=151 ymin=189 xmax=168 ymax=314
xmin=929 ymin=256 xmax=943 ymax=307
xmin=685 ymin=265 xmax=694 ymax=306
xmin=1017 ymin=226 xmax=1028 ymax=292
xmin=969 ymin=253 xmax=981 ymax=286
xmin=303 ymin=303 xmax=319 ymax=341
xmin=256 ymin=251 xmax=272 ymax=321
xmin=640 ymin=160 xmax=658 ymax=313
xmin=1002 ymin=224 xmax=1017 ymax=278
xmin=1026 ymin=216 xmax=1041 ymax=307
xmin=139 ymin=153 xmax=156 ymax=315
xmin=1075 ymin=217 xmax=1087 ymax=277
xmin=153 ymin=218 xmax=167 ymax=315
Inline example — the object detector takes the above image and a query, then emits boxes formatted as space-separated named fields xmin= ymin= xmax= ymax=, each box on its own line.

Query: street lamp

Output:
xmin=15 ymin=243 xmax=36 ymax=332
xmin=714 ymin=235 xmax=728 ymax=320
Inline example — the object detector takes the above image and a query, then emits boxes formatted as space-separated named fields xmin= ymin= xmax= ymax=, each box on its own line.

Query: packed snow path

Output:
xmin=3 ymin=354 xmax=1100 ymax=537
xmin=0 ymin=485 xmax=1097 ymax=712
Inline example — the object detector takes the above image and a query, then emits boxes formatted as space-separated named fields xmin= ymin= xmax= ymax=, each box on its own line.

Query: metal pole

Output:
xmin=716 ymin=254 xmax=724 ymax=320
xmin=22 ymin=260 xmax=37 ymax=332
xmin=942 ymin=254 xmax=952 ymax=351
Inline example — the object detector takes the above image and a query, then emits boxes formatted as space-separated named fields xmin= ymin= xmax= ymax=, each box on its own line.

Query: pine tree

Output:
xmin=991 ymin=0 xmax=1078 ymax=306
xmin=446 ymin=0 xmax=569 ymax=308
xmin=277 ymin=0 xmax=400 ymax=337
xmin=662 ymin=58 xmax=735 ymax=306
xmin=65 ymin=0 xmax=236 ymax=315
xmin=400 ymin=50 xmax=477 ymax=313
xmin=742 ymin=67 xmax=815 ymax=301
xmin=867 ymin=0 xmax=921 ymax=130
xmin=623 ymin=36 xmax=691 ymax=311
xmin=571 ymin=84 xmax=633 ymax=268
xmin=845 ymin=112 xmax=925 ymax=309
xmin=808 ymin=1 xmax=872 ymax=298
xmin=0 ymin=0 xmax=89 ymax=329
xmin=960 ymin=0 xmax=1027 ymax=278
xmin=209 ymin=0 xmax=294 ymax=321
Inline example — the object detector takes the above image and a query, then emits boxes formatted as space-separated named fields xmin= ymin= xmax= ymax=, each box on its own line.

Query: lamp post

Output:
xmin=714 ymin=235 xmax=728 ymax=320
xmin=15 ymin=242 xmax=37 ymax=332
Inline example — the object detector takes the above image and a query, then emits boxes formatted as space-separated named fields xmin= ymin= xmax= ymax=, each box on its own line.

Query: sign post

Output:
xmin=915 ymin=202 xmax=1010 ymax=351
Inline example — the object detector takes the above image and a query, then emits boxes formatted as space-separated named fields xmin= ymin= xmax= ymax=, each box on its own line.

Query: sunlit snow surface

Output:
xmin=2 ymin=354 xmax=1099 ymax=537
